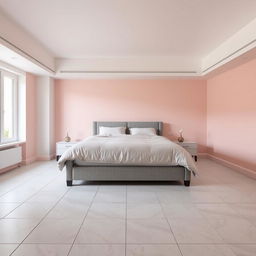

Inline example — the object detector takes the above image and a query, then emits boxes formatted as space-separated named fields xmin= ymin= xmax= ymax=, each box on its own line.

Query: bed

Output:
xmin=59 ymin=121 xmax=196 ymax=187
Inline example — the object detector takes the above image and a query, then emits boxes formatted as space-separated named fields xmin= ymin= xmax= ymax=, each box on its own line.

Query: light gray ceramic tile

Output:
xmin=169 ymin=217 xmax=223 ymax=244
xmin=0 ymin=244 xmax=18 ymax=256
xmin=40 ymin=180 xmax=70 ymax=193
xmin=208 ymin=215 xmax=256 ymax=243
xmin=6 ymin=202 xmax=54 ymax=219
xmin=0 ymin=202 xmax=20 ymax=218
xmin=188 ymin=191 xmax=224 ymax=203
xmin=94 ymin=191 xmax=126 ymax=203
xmin=69 ymin=245 xmax=125 ymax=256
xmin=197 ymin=204 xmax=256 ymax=243
xmin=230 ymin=245 xmax=256 ymax=256
xmin=127 ymin=185 xmax=176 ymax=192
xmin=180 ymin=245 xmax=236 ymax=256
xmin=75 ymin=218 xmax=125 ymax=244
xmin=98 ymin=185 xmax=126 ymax=192
xmin=0 ymin=190 xmax=36 ymax=203
xmin=127 ymin=219 xmax=175 ymax=244
xmin=87 ymin=203 xmax=125 ymax=219
xmin=12 ymin=244 xmax=71 ymax=256
xmin=70 ymin=185 xmax=99 ymax=192
xmin=46 ymin=199 xmax=89 ymax=220
xmin=162 ymin=204 xmax=204 ymax=219
xmin=127 ymin=191 xmax=159 ymax=203
xmin=230 ymin=204 xmax=256 ymax=224
xmin=24 ymin=219 xmax=82 ymax=244
xmin=127 ymin=203 xmax=164 ymax=219
xmin=0 ymin=219 xmax=39 ymax=243
xmin=126 ymin=244 xmax=182 ymax=256
xmin=27 ymin=191 xmax=65 ymax=203
xmin=217 ymin=189 xmax=256 ymax=203
xmin=197 ymin=204 xmax=240 ymax=220
xmin=1 ymin=158 xmax=256 ymax=254
xmin=63 ymin=190 xmax=96 ymax=204
xmin=156 ymin=191 xmax=192 ymax=204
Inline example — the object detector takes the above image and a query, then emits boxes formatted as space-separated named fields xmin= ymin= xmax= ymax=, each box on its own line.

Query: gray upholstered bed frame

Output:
xmin=65 ymin=121 xmax=191 ymax=186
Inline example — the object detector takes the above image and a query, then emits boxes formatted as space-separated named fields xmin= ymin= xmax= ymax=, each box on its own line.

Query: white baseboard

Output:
xmin=206 ymin=153 xmax=256 ymax=180
xmin=22 ymin=156 xmax=37 ymax=165
xmin=0 ymin=164 xmax=20 ymax=174
xmin=198 ymin=153 xmax=208 ymax=158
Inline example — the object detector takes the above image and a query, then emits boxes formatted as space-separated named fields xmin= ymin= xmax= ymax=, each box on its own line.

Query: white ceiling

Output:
xmin=0 ymin=44 xmax=51 ymax=75
xmin=1 ymin=0 xmax=256 ymax=60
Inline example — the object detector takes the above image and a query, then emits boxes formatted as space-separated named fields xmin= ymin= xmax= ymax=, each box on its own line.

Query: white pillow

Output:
xmin=130 ymin=127 xmax=156 ymax=135
xmin=99 ymin=126 xmax=126 ymax=136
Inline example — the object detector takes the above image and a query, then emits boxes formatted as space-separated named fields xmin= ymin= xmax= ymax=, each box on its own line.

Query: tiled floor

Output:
xmin=0 ymin=159 xmax=256 ymax=255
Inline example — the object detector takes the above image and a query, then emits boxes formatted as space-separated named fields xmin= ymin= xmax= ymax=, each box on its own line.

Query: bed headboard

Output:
xmin=93 ymin=121 xmax=163 ymax=136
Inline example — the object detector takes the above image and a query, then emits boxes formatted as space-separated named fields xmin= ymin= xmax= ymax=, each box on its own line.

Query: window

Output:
xmin=0 ymin=70 xmax=18 ymax=144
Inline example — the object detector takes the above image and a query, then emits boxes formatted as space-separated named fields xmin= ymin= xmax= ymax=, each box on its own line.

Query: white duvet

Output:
xmin=58 ymin=135 xmax=197 ymax=174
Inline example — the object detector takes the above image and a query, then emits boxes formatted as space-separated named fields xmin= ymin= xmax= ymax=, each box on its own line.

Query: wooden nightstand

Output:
xmin=175 ymin=141 xmax=198 ymax=161
xmin=56 ymin=141 xmax=77 ymax=161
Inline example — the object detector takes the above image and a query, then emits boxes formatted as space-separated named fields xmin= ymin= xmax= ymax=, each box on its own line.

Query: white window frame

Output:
xmin=0 ymin=69 xmax=18 ymax=144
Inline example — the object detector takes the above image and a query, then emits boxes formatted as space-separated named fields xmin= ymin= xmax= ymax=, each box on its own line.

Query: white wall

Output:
xmin=36 ymin=76 xmax=55 ymax=159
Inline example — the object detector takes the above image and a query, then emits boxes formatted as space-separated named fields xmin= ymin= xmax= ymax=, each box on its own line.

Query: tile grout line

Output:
xmin=156 ymin=191 xmax=184 ymax=256
xmin=66 ymin=185 xmax=100 ymax=256
xmin=9 ymin=187 xmax=72 ymax=256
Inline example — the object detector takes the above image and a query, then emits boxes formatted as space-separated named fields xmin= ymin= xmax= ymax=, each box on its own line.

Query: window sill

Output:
xmin=0 ymin=141 xmax=26 ymax=149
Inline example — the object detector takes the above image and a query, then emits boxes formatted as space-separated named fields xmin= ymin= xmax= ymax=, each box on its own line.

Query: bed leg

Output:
xmin=184 ymin=180 xmax=190 ymax=187
xmin=67 ymin=180 xmax=72 ymax=186
xmin=66 ymin=160 xmax=73 ymax=187
xmin=184 ymin=168 xmax=191 ymax=187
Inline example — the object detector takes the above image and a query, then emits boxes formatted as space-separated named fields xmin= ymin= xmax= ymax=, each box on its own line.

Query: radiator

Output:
xmin=0 ymin=146 xmax=22 ymax=169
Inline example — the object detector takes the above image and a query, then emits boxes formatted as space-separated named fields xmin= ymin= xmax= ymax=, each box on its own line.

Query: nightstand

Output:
xmin=56 ymin=141 xmax=77 ymax=161
xmin=175 ymin=141 xmax=198 ymax=161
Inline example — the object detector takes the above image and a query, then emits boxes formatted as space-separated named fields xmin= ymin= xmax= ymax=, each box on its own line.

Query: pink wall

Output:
xmin=24 ymin=73 xmax=37 ymax=164
xmin=55 ymin=79 xmax=207 ymax=152
xmin=207 ymin=58 xmax=256 ymax=171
